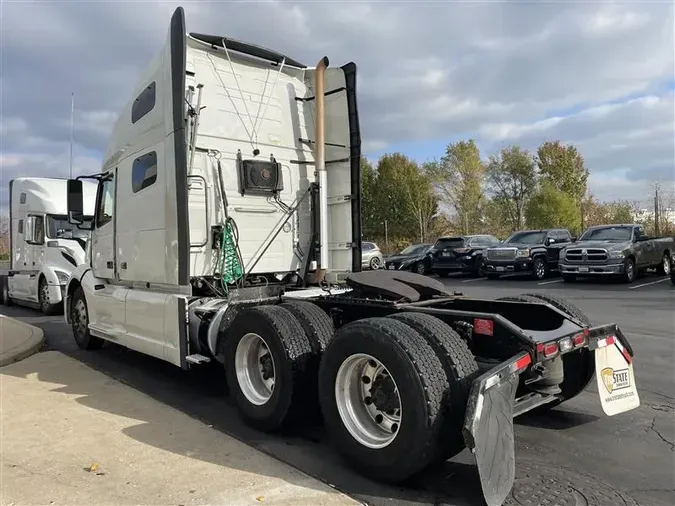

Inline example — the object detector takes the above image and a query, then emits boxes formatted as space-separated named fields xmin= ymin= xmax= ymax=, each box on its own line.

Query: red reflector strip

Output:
xmin=596 ymin=336 xmax=615 ymax=348
xmin=512 ymin=354 xmax=532 ymax=372
xmin=473 ymin=318 xmax=494 ymax=336
xmin=614 ymin=339 xmax=633 ymax=365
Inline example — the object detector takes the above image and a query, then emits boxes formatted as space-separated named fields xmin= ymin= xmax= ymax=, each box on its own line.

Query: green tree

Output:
xmin=367 ymin=153 xmax=436 ymax=245
xmin=485 ymin=145 xmax=538 ymax=231
xmin=536 ymin=140 xmax=589 ymax=203
xmin=360 ymin=156 xmax=380 ymax=239
xmin=525 ymin=181 xmax=581 ymax=231
xmin=606 ymin=201 xmax=634 ymax=224
xmin=425 ymin=139 xmax=485 ymax=234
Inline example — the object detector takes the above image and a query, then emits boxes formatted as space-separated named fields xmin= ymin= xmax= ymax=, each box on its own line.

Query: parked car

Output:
xmin=484 ymin=228 xmax=573 ymax=280
xmin=430 ymin=235 xmax=501 ymax=277
xmin=559 ymin=224 xmax=674 ymax=283
xmin=671 ymin=252 xmax=675 ymax=285
xmin=361 ymin=241 xmax=384 ymax=270
xmin=384 ymin=243 xmax=434 ymax=274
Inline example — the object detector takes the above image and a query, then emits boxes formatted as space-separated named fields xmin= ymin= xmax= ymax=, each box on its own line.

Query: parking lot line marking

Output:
xmin=538 ymin=279 xmax=563 ymax=285
xmin=628 ymin=278 xmax=670 ymax=289
xmin=462 ymin=277 xmax=487 ymax=282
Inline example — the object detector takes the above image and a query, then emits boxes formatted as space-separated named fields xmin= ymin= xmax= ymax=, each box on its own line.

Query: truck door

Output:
xmin=22 ymin=214 xmax=45 ymax=301
xmin=88 ymin=170 xmax=127 ymax=341
xmin=633 ymin=226 xmax=652 ymax=267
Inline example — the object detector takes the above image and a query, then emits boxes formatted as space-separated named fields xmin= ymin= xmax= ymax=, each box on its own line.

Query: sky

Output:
xmin=1 ymin=0 xmax=674 ymax=216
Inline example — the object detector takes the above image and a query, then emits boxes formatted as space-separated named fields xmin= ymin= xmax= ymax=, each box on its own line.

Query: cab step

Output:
xmin=185 ymin=353 xmax=211 ymax=364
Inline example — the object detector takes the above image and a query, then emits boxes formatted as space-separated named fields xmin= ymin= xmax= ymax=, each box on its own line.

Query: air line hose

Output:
xmin=216 ymin=217 xmax=244 ymax=293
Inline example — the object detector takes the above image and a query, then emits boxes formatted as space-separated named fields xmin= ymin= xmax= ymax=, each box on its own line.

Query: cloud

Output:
xmin=1 ymin=0 xmax=673 ymax=214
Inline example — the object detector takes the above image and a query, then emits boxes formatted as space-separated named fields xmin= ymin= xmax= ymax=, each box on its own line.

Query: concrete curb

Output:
xmin=0 ymin=315 xmax=45 ymax=367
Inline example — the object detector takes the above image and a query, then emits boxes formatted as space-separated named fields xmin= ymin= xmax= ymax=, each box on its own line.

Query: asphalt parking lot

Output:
xmin=2 ymin=273 xmax=674 ymax=506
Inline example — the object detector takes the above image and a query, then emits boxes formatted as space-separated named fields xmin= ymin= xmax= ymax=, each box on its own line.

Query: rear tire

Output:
xmin=70 ymin=285 xmax=104 ymax=350
xmin=224 ymin=305 xmax=315 ymax=432
xmin=318 ymin=317 xmax=448 ymax=483
xmin=657 ymin=253 xmax=671 ymax=276
xmin=389 ymin=312 xmax=479 ymax=458
xmin=414 ymin=262 xmax=427 ymax=275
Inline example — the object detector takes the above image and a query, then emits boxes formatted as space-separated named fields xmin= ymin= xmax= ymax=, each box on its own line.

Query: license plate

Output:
xmin=442 ymin=252 xmax=451 ymax=257
xmin=496 ymin=266 xmax=505 ymax=272
xmin=579 ymin=266 xmax=589 ymax=273
xmin=388 ymin=265 xmax=395 ymax=270
xmin=595 ymin=340 xmax=640 ymax=416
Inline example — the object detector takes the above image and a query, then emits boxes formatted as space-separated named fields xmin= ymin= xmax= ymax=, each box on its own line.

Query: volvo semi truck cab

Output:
xmin=0 ymin=177 xmax=96 ymax=313
xmin=61 ymin=8 xmax=640 ymax=506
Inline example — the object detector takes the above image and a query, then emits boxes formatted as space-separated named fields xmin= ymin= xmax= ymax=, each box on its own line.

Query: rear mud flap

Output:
xmin=462 ymin=355 xmax=525 ymax=506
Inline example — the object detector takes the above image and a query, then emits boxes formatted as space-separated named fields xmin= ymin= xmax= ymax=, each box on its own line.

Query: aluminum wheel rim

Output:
xmin=334 ymin=353 xmax=402 ymax=449
xmin=626 ymin=261 xmax=634 ymax=279
xmin=663 ymin=256 xmax=671 ymax=275
xmin=235 ymin=333 xmax=276 ymax=406
xmin=535 ymin=260 xmax=545 ymax=278
xmin=73 ymin=299 xmax=88 ymax=337
xmin=371 ymin=257 xmax=381 ymax=269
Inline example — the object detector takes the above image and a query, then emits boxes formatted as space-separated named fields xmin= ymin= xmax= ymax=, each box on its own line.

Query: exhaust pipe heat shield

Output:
xmin=462 ymin=355 xmax=523 ymax=506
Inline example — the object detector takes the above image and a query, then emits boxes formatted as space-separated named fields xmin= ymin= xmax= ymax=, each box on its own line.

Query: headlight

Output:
xmin=54 ymin=270 xmax=70 ymax=284
xmin=516 ymin=249 xmax=530 ymax=258
xmin=609 ymin=251 xmax=625 ymax=260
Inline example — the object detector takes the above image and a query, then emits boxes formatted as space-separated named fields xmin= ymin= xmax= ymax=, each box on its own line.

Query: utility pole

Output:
xmin=654 ymin=183 xmax=660 ymax=236
xmin=69 ymin=92 xmax=75 ymax=179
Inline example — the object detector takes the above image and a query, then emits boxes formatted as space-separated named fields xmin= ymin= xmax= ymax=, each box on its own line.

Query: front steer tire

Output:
xmin=318 ymin=317 xmax=449 ymax=483
xmin=223 ymin=305 xmax=315 ymax=432
xmin=70 ymin=285 xmax=104 ymax=350
xmin=389 ymin=312 xmax=479 ymax=458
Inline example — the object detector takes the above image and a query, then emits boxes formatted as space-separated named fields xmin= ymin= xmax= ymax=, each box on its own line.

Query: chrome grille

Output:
xmin=565 ymin=248 xmax=608 ymax=263
xmin=487 ymin=248 xmax=517 ymax=261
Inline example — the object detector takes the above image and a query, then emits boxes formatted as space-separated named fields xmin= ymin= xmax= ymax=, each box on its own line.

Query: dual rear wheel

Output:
xmin=224 ymin=303 xmax=479 ymax=482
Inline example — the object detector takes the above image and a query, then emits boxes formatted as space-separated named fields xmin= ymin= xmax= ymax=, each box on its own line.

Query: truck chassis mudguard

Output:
xmin=462 ymin=325 xmax=635 ymax=506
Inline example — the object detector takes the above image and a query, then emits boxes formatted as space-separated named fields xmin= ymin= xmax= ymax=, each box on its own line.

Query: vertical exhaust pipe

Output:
xmin=315 ymin=56 xmax=330 ymax=272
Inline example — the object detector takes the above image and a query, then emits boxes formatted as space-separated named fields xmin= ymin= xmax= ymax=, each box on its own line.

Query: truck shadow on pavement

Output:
xmin=2 ymin=342 xmax=604 ymax=506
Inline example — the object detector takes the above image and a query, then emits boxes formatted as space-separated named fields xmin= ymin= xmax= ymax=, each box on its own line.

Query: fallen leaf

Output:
xmin=256 ymin=496 xmax=264 ymax=502
xmin=85 ymin=463 xmax=99 ymax=473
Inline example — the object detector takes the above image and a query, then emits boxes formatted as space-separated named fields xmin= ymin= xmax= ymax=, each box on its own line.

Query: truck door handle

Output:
xmin=107 ymin=261 xmax=114 ymax=268
xmin=120 ymin=262 xmax=127 ymax=269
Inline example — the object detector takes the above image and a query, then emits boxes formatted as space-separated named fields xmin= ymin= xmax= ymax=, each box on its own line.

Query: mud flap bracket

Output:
xmin=463 ymin=353 xmax=526 ymax=506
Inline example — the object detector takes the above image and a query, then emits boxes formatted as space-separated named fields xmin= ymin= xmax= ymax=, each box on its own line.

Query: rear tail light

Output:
xmin=454 ymin=247 xmax=471 ymax=254
xmin=537 ymin=342 xmax=559 ymax=358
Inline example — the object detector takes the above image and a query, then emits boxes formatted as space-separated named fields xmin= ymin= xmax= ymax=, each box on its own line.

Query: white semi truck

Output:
xmin=0 ymin=177 xmax=96 ymax=314
xmin=62 ymin=8 xmax=640 ymax=506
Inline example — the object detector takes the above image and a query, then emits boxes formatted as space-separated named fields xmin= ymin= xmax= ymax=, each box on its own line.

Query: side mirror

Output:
xmin=67 ymin=179 xmax=92 ymax=229
xmin=571 ymin=236 xmax=577 ymax=242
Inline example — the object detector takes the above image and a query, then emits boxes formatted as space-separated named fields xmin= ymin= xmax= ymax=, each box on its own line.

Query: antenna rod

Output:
xmin=69 ymin=92 xmax=74 ymax=179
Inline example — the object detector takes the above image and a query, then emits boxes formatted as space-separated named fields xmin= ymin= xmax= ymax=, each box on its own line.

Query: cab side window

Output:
xmin=96 ymin=176 xmax=115 ymax=228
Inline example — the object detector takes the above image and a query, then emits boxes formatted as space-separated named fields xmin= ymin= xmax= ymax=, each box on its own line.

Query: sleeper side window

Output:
xmin=131 ymin=151 xmax=158 ymax=193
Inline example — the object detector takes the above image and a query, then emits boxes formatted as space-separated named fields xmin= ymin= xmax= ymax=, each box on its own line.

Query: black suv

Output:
xmin=430 ymin=234 xmax=501 ymax=277
xmin=483 ymin=228 xmax=574 ymax=280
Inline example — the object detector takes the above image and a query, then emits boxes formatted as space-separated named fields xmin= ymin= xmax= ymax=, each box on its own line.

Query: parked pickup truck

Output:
xmin=484 ymin=228 xmax=574 ymax=280
xmin=559 ymin=224 xmax=674 ymax=283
